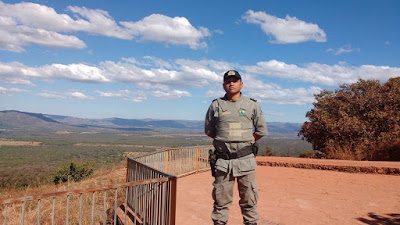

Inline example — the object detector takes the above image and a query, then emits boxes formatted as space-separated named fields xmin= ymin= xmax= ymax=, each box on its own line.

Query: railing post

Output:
xmin=196 ymin=145 xmax=199 ymax=173
xmin=126 ymin=158 xmax=129 ymax=182
xmin=165 ymin=150 xmax=169 ymax=173
xmin=169 ymin=177 xmax=177 ymax=225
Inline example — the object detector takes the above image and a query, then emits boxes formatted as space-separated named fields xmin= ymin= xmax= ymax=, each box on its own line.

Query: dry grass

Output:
xmin=0 ymin=163 xmax=127 ymax=225
xmin=0 ymin=139 xmax=41 ymax=146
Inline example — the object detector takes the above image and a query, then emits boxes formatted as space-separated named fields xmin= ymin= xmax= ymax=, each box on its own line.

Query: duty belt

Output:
xmin=215 ymin=147 xmax=253 ymax=160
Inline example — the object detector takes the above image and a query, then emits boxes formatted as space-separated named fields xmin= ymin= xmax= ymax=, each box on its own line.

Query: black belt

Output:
xmin=215 ymin=147 xmax=253 ymax=160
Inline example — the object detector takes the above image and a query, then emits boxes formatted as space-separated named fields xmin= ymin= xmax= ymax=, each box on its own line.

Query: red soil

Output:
xmin=176 ymin=157 xmax=400 ymax=225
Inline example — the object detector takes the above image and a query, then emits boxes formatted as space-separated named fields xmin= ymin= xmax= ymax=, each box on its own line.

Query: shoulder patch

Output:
xmin=250 ymin=98 xmax=257 ymax=102
xmin=212 ymin=99 xmax=218 ymax=102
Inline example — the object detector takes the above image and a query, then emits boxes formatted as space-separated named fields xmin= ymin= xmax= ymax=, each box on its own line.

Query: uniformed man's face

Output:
xmin=223 ymin=77 xmax=243 ymax=95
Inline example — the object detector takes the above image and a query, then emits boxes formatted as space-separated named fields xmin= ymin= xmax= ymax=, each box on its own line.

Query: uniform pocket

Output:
xmin=215 ymin=159 xmax=229 ymax=173
xmin=238 ymin=173 xmax=259 ymax=206
xmin=239 ymin=156 xmax=257 ymax=173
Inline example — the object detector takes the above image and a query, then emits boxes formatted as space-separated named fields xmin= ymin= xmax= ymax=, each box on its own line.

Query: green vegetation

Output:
xmin=299 ymin=150 xmax=315 ymax=158
xmin=258 ymin=138 xmax=312 ymax=157
xmin=0 ymin=130 xmax=312 ymax=190
xmin=0 ymin=144 xmax=152 ymax=189
xmin=299 ymin=77 xmax=400 ymax=161
xmin=53 ymin=161 xmax=94 ymax=184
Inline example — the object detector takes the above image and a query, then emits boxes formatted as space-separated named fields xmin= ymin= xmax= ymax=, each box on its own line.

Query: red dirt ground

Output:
xmin=176 ymin=157 xmax=400 ymax=225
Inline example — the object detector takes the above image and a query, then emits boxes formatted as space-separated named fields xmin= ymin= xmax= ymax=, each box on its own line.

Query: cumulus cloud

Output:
xmin=151 ymin=90 xmax=191 ymax=99
xmin=0 ymin=1 xmax=210 ymax=52
xmin=242 ymin=10 xmax=326 ymax=44
xmin=244 ymin=78 xmax=322 ymax=105
xmin=205 ymin=79 xmax=320 ymax=105
xmin=0 ymin=15 xmax=86 ymax=52
xmin=0 ymin=86 xmax=27 ymax=95
xmin=0 ymin=62 xmax=109 ymax=84
xmin=96 ymin=89 xmax=147 ymax=102
xmin=1 ymin=57 xmax=399 ymax=104
xmin=242 ymin=60 xmax=400 ymax=86
xmin=96 ymin=89 xmax=191 ymax=101
xmin=1 ymin=58 xmax=399 ymax=88
xmin=37 ymin=90 xmax=93 ymax=100
xmin=326 ymin=45 xmax=360 ymax=55
xmin=121 ymin=14 xmax=210 ymax=49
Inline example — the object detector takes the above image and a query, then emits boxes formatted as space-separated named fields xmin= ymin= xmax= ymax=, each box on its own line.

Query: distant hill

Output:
xmin=0 ymin=110 xmax=302 ymax=136
xmin=0 ymin=110 xmax=72 ymax=131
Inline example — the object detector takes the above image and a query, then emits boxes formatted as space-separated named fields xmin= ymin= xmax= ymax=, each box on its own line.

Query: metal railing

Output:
xmin=125 ymin=159 xmax=176 ymax=225
xmin=0 ymin=145 xmax=212 ymax=225
xmin=133 ymin=145 xmax=212 ymax=177
xmin=0 ymin=177 xmax=170 ymax=225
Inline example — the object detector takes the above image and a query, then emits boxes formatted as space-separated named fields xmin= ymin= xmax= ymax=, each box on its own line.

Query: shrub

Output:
xmin=299 ymin=77 xmax=400 ymax=160
xmin=258 ymin=147 xmax=273 ymax=156
xmin=299 ymin=150 xmax=315 ymax=158
xmin=53 ymin=161 xmax=93 ymax=184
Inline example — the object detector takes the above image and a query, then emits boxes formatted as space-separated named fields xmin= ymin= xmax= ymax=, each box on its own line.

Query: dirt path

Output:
xmin=176 ymin=159 xmax=400 ymax=225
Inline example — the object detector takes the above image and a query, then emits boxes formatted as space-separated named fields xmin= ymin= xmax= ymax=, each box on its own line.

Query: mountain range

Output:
xmin=0 ymin=110 xmax=303 ymax=136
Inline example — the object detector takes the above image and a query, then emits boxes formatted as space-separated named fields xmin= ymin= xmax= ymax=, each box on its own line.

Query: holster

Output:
xmin=208 ymin=149 xmax=217 ymax=177
xmin=252 ymin=142 xmax=259 ymax=156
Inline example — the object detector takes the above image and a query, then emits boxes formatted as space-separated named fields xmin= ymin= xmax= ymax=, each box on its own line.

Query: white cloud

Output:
xmin=244 ymin=78 xmax=321 ymax=105
xmin=67 ymin=91 xmax=94 ymax=100
xmin=242 ymin=10 xmax=326 ymax=44
xmin=1 ymin=58 xmax=399 ymax=105
xmin=121 ymin=14 xmax=210 ymax=49
xmin=264 ymin=110 xmax=285 ymax=117
xmin=96 ymin=89 xmax=147 ymax=102
xmin=41 ymin=63 xmax=110 ymax=83
xmin=151 ymin=90 xmax=191 ymax=99
xmin=205 ymin=89 xmax=225 ymax=99
xmin=326 ymin=45 xmax=360 ymax=55
xmin=0 ymin=62 xmax=109 ymax=84
xmin=0 ymin=86 xmax=27 ymax=95
xmin=242 ymin=60 xmax=400 ymax=86
xmin=205 ymin=79 xmax=320 ymax=105
xmin=0 ymin=15 xmax=86 ymax=52
xmin=37 ymin=90 xmax=93 ymax=100
xmin=0 ymin=2 xmax=210 ymax=52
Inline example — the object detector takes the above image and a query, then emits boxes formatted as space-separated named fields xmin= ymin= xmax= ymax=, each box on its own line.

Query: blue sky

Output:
xmin=0 ymin=0 xmax=399 ymax=122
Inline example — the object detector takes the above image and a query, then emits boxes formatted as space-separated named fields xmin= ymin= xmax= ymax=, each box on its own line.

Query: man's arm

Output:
xmin=205 ymin=102 xmax=216 ymax=139
xmin=207 ymin=133 xmax=215 ymax=139
xmin=253 ymin=133 xmax=263 ymax=141
xmin=252 ymin=102 xmax=268 ymax=140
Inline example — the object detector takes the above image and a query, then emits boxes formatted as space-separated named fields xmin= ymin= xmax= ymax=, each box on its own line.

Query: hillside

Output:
xmin=0 ymin=110 xmax=302 ymax=136
xmin=0 ymin=110 xmax=75 ymax=131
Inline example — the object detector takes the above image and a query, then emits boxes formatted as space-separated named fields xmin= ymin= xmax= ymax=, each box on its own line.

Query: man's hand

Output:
xmin=253 ymin=133 xmax=263 ymax=141
xmin=207 ymin=133 xmax=215 ymax=139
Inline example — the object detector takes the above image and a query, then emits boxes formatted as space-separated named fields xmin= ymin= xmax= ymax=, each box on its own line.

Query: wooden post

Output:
xmin=126 ymin=158 xmax=129 ymax=182
xmin=196 ymin=145 xmax=199 ymax=173
xmin=165 ymin=150 xmax=169 ymax=173
xmin=169 ymin=177 xmax=177 ymax=225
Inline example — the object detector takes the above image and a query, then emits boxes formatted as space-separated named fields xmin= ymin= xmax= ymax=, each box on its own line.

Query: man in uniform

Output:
xmin=205 ymin=70 xmax=268 ymax=225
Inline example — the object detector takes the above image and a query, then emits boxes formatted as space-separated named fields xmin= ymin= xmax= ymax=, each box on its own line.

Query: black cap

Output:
xmin=223 ymin=70 xmax=241 ymax=81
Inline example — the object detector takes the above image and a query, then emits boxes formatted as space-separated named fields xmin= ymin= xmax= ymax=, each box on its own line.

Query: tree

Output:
xmin=53 ymin=161 xmax=94 ymax=184
xmin=298 ymin=77 xmax=400 ymax=161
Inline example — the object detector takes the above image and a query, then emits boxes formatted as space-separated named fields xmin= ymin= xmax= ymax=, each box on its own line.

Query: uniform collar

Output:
xmin=223 ymin=92 xmax=243 ymax=102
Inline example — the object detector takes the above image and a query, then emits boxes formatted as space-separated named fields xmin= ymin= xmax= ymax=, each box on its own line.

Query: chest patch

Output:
xmin=239 ymin=108 xmax=246 ymax=115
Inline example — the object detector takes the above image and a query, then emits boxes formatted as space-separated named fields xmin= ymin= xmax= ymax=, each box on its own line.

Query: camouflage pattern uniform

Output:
xmin=205 ymin=94 xmax=268 ymax=225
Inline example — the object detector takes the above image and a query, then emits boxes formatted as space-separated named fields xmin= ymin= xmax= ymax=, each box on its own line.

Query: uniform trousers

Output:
xmin=212 ymin=168 xmax=259 ymax=224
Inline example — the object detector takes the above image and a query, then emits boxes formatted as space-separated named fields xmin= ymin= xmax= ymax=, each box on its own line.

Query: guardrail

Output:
xmin=0 ymin=177 xmax=170 ymax=225
xmin=133 ymin=145 xmax=212 ymax=177
xmin=125 ymin=158 xmax=177 ymax=225
xmin=0 ymin=145 xmax=213 ymax=225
